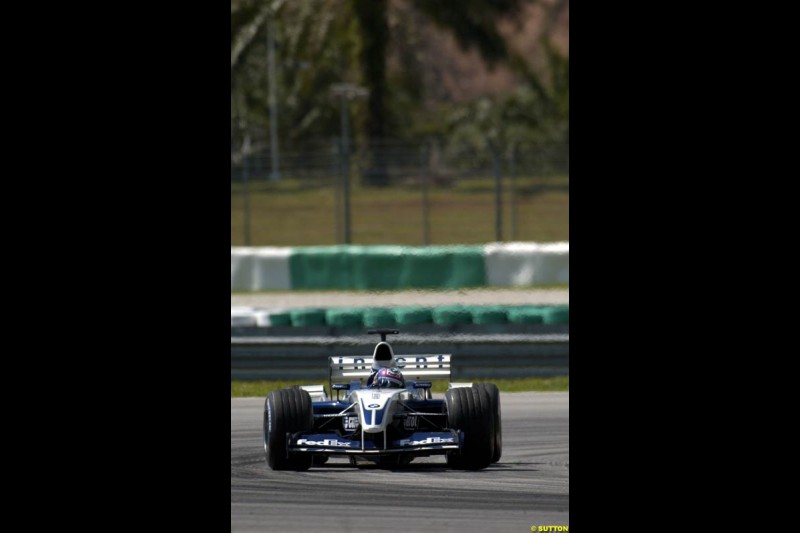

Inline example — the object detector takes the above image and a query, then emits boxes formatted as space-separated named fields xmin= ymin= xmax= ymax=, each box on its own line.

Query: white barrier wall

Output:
xmin=484 ymin=242 xmax=569 ymax=286
xmin=231 ymin=247 xmax=292 ymax=291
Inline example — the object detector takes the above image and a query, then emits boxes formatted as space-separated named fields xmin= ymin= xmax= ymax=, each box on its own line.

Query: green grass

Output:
xmin=231 ymin=175 xmax=568 ymax=246
xmin=231 ymin=375 xmax=568 ymax=398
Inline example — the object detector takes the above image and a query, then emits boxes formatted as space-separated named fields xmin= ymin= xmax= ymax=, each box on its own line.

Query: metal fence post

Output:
xmin=339 ymin=95 xmax=351 ymax=244
xmin=331 ymin=84 xmax=367 ymax=244
xmin=510 ymin=145 xmax=517 ymax=241
xmin=421 ymin=143 xmax=430 ymax=245
xmin=333 ymin=139 xmax=342 ymax=243
xmin=493 ymin=148 xmax=503 ymax=242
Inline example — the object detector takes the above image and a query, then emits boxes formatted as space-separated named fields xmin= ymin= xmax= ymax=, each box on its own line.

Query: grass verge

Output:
xmin=231 ymin=175 xmax=568 ymax=246
xmin=231 ymin=375 xmax=567 ymax=398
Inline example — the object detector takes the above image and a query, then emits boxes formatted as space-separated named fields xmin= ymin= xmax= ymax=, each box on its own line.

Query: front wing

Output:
xmin=288 ymin=430 xmax=462 ymax=456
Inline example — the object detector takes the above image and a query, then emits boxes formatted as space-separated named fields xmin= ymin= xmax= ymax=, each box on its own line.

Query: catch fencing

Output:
xmin=231 ymin=136 xmax=568 ymax=246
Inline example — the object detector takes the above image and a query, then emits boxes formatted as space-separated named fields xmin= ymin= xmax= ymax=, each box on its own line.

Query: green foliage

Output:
xmin=443 ymin=41 xmax=569 ymax=170
xmin=410 ymin=0 xmax=528 ymax=66
xmin=231 ymin=1 xmax=568 ymax=157
xmin=232 ymin=0 xmax=362 ymax=145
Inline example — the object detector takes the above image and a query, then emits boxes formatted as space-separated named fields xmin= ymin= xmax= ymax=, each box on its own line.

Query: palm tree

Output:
xmin=352 ymin=0 xmax=532 ymax=186
xmin=232 ymin=0 xmax=367 ymax=175
xmin=443 ymin=43 xmax=570 ymax=173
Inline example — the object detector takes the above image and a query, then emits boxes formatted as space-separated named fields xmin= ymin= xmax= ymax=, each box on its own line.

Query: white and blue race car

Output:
xmin=263 ymin=329 xmax=502 ymax=471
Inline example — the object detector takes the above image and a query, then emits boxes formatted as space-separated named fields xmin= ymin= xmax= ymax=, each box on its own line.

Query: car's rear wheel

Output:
xmin=474 ymin=383 xmax=502 ymax=463
xmin=263 ymin=388 xmax=314 ymax=471
xmin=444 ymin=386 xmax=494 ymax=470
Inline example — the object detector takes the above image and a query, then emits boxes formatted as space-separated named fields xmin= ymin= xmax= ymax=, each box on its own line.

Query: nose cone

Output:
xmin=355 ymin=390 xmax=397 ymax=433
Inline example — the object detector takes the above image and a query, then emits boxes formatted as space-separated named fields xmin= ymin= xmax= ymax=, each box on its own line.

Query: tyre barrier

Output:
xmin=231 ymin=304 xmax=569 ymax=329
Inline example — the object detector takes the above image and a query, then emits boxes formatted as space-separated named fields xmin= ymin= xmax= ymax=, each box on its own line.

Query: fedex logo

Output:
xmin=296 ymin=438 xmax=354 ymax=447
xmin=398 ymin=436 xmax=455 ymax=446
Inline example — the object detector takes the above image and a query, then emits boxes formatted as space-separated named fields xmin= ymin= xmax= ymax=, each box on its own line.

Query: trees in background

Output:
xmin=445 ymin=40 xmax=569 ymax=172
xmin=230 ymin=0 xmax=568 ymax=182
xmin=231 ymin=0 xmax=360 ymax=154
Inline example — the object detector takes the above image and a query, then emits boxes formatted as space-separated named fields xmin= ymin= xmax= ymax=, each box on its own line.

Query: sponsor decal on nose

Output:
xmin=296 ymin=438 xmax=354 ymax=447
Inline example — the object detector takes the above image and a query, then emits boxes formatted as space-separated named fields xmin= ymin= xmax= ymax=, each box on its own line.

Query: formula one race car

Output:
xmin=263 ymin=329 xmax=502 ymax=471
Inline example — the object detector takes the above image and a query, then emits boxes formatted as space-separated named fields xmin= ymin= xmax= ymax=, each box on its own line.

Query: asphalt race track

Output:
xmin=231 ymin=392 xmax=569 ymax=532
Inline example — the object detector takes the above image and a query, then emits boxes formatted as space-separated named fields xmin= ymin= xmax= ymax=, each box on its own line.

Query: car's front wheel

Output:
xmin=474 ymin=383 xmax=502 ymax=463
xmin=444 ymin=386 xmax=495 ymax=470
xmin=263 ymin=388 xmax=313 ymax=471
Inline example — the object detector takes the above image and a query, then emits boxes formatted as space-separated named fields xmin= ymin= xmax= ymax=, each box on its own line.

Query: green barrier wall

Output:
xmin=267 ymin=312 xmax=292 ymax=326
xmin=543 ymin=305 xmax=570 ymax=324
xmin=471 ymin=306 xmax=509 ymax=325
xmin=432 ymin=305 xmax=473 ymax=326
xmin=504 ymin=306 xmax=545 ymax=324
xmin=363 ymin=308 xmax=397 ymax=328
xmin=268 ymin=304 xmax=567 ymax=327
xmin=325 ymin=308 xmax=365 ymax=328
xmin=393 ymin=307 xmax=434 ymax=326
xmin=290 ymin=308 xmax=327 ymax=327
xmin=288 ymin=245 xmax=487 ymax=290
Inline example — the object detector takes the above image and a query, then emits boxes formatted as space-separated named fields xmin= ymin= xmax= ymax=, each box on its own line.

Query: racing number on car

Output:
xmin=403 ymin=415 xmax=418 ymax=430
xmin=343 ymin=416 xmax=359 ymax=430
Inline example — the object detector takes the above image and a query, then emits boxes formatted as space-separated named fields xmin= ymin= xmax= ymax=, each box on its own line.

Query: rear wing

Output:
xmin=330 ymin=354 xmax=452 ymax=387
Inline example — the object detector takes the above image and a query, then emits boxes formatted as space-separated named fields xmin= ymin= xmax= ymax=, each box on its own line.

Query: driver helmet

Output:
xmin=371 ymin=366 xmax=405 ymax=389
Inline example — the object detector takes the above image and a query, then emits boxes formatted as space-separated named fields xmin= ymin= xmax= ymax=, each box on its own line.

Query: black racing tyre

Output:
xmin=474 ymin=383 xmax=502 ymax=463
xmin=471 ymin=384 xmax=497 ymax=465
xmin=263 ymin=388 xmax=314 ymax=471
xmin=444 ymin=386 xmax=494 ymax=470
